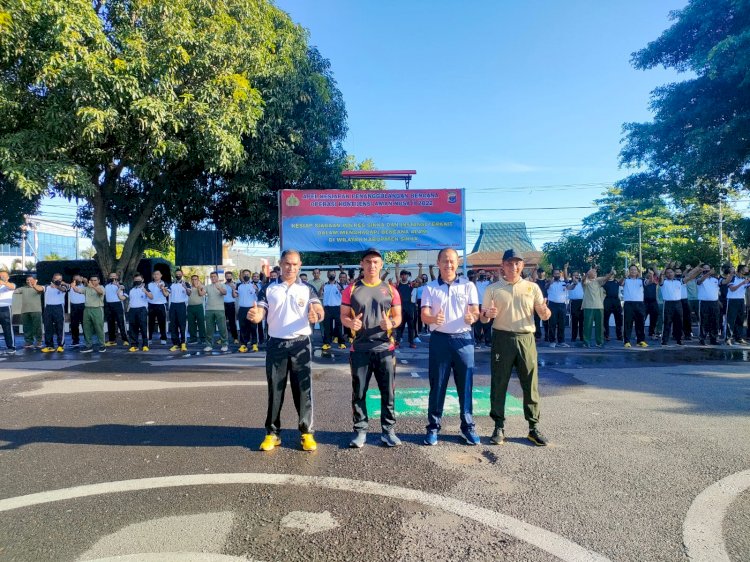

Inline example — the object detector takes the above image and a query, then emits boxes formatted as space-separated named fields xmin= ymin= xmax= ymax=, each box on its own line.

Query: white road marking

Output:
xmin=683 ymin=469 xmax=750 ymax=562
xmin=0 ymin=369 xmax=63 ymax=382
xmin=16 ymin=380 xmax=265 ymax=397
xmin=84 ymin=554 xmax=253 ymax=562
xmin=0 ymin=473 xmax=609 ymax=562
xmin=280 ymin=510 xmax=340 ymax=534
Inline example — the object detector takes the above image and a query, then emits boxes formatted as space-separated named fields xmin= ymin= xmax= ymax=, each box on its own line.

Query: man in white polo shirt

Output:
xmin=127 ymin=273 xmax=153 ymax=351
xmin=237 ymin=269 xmax=259 ymax=353
xmin=0 ymin=270 xmax=16 ymax=354
xmin=147 ymin=270 xmax=169 ymax=344
xmin=320 ymin=270 xmax=345 ymax=350
xmin=724 ymin=265 xmax=749 ymax=345
xmin=104 ymin=272 xmax=128 ymax=347
xmin=248 ymin=249 xmax=324 ymax=452
xmin=168 ymin=269 xmax=191 ymax=352
xmin=41 ymin=272 xmax=68 ymax=353
xmin=68 ymin=274 xmax=87 ymax=348
xmin=622 ymin=265 xmax=648 ymax=348
xmin=546 ymin=265 xmax=570 ymax=348
xmin=223 ymin=271 xmax=240 ymax=345
xmin=694 ymin=263 xmax=721 ymax=345
xmin=659 ymin=266 xmax=684 ymax=346
xmin=421 ymin=248 xmax=480 ymax=446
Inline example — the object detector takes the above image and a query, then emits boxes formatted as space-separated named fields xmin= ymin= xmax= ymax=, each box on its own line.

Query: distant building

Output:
xmin=0 ymin=217 xmax=80 ymax=270
xmin=461 ymin=222 xmax=541 ymax=272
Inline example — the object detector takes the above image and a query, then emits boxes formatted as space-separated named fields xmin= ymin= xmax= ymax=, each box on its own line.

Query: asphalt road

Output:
xmin=0 ymin=333 xmax=748 ymax=561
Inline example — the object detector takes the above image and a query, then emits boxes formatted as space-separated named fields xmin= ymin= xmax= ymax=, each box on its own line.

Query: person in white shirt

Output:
xmin=248 ymin=250 xmax=324 ymax=452
xmin=545 ymin=265 xmax=570 ymax=348
xmin=41 ymin=272 xmax=69 ymax=352
xmin=567 ymin=271 xmax=584 ymax=342
xmin=223 ymin=271 xmax=240 ymax=345
xmin=659 ymin=266 xmax=685 ymax=346
xmin=104 ymin=272 xmax=128 ymax=346
xmin=128 ymin=274 xmax=153 ymax=351
xmin=237 ymin=269 xmax=259 ymax=353
xmin=0 ymin=270 xmax=17 ymax=354
xmin=693 ymin=263 xmax=721 ymax=345
xmin=168 ymin=269 xmax=191 ymax=352
xmin=473 ymin=268 xmax=492 ymax=347
xmin=251 ymin=272 xmax=265 ymax=345
xmin=68 ymin=274 xmax=87 ymax=347
xmin=724 ymin=265 xmax=749 ymax=345
xmin=320 ymin=270 xmax=345 ymax=350
xmin=420 ymin=248 xmax=480 ymax=446
xmin=621 ymin=265 xmax=648 ymax=348
xmin=147 ymin=270 xmax=169 ymax=344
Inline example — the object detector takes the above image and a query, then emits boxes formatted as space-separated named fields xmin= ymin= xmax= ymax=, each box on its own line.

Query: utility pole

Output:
xmin=638 ymin=223 xmax=643 ymax=268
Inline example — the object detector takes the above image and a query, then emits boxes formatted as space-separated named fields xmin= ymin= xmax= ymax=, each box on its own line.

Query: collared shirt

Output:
xmin=697 ymin=276 xmax=720 ymax=301
xmin=69 ymin=287 xmax=86 ymax=305
xmin=622 ymin=278 xmax=644 ymax=302
xmin=728 ymin=276 xmax=747 ymax=300
xmin=483 ymin=278 xmax=543 ymax=334
xmin=421 ymin=276 xmax=478 ymax=334
xmin=546 ymin=280 xmax=568 ymax=304
xmin=147 ymin=282 xmax=168 ymax=305
xmin=170 ymin=281 xmax=190 ymax=304
xmin=321 ymin=282 xmax=343 ymax=307
xmin=582 ymin=278 xmax=606 ymax=309
xmin=567 ymin=282 xmax=584 ymax=300
xmin=83 ymin=286 xmax=104 ymax=308
xmin=188 ymin=287 xmax=205 ymax=306
xmin=258 ymin=280 xmax=320 ymax=339
xmin=104 ymin=283 xmax=124 ymax=303
xmin=660 ymin=279 xmax=683 ymax=301
xmin=15 ymin=286 xmax=42 ymax=313
xmin=128 ymin=287 xmax=149 ymax=308
xmin=236 ymin=282 xmax=258 ymax=308
xmin=44 ymin=285 xmax=66 ymax=306
xmin=223 ymin=281 xmax=236 ymax=303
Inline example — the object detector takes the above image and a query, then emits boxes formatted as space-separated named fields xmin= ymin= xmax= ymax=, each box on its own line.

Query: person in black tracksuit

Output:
xmin=395 ymin=270 xmax=417 ymax=348
xmin=602 ymin=278 xmax=623 ymax=341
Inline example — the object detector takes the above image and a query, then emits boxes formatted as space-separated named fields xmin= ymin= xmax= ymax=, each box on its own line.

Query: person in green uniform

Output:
xmin=481 ymin=249 xmax=551 ymax=447
xmin=71 ymin=275 xmax=106 ymax=353
xmin=582 ymin=266 xmax=614 ymax=348
xmin=14 ymin=276 xmax=44 ymax=348
xmin=204 ymin=271 xmax=228 ymax=352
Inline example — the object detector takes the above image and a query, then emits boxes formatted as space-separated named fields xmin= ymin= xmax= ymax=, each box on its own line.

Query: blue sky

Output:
xmin=39 ymin=0 xmax=688 ymax=253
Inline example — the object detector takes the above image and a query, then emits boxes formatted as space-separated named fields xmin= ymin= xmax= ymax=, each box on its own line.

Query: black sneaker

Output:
xmin=489 ymin=427 xmax=505 ymax=445
xmin=81 ymin=347 xmax=93 ymax=353
xmin=527 ymin=428 xmax=548 ymax=447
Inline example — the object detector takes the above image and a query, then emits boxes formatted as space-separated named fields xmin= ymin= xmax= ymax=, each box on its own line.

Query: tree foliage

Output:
xmin=0 ymin=0 xmax=347 ymax=280
xmin=0 ymin=175 xmax=38 ymax=245
xmin=619 ymin=0 xmax=750 ymax=201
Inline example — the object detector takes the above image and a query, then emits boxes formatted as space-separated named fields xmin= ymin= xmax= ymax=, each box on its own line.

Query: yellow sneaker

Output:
xmin=105 ymin=341 xmax=116 ymax=347
xmin=259 ymin=434 xmax=281 ymax=451
xmin=239 ymin=345 xmax=248 ymax=353
xmin=638 ymin=341 xmax=649 ymax=347
xmin=181 ymin=343 xmax=187 ymax=352
xmin=41 ymin=347 xmax=55 ymax=353
xmin=624 ymin=342 xmax=631 ymax=348
xmin=339 ymin=343 xmax=347 ymax=349
xmin=301 ymin=433 xmax=317 ymax=452
xmin=56 ymin=346 xmax=64 ymax=353
xmin=322 ymin=343 xmax=331 ymax=350
xmin=333 ymin=337 xmax=339 ymax=344
xmin=169 ymin=345 xmax=179 ymax=352
xmin=129 ymin=346 xmax=139 ymax=352
xmin=252 ymin=344 xmax=259 ymax=352
xmin=123 ymin=341 xmax=130 ymax=347
xmin=142 ymin=346 xmax=149 ymax=352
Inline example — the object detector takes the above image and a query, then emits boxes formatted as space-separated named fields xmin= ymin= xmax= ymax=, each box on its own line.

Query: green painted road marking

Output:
xmin=365 ymin=386 xmax=523 ymax=417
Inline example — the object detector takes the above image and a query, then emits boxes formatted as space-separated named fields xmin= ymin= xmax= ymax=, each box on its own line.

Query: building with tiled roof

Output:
xmin=460 ymin=222 xmax=541 ymax=271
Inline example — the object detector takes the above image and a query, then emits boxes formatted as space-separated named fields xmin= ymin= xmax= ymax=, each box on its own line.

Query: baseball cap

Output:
xmin=502 ymin=249 xmax=524 ymax=261
xmin=361 ymin=248 xmax=382 ymax=259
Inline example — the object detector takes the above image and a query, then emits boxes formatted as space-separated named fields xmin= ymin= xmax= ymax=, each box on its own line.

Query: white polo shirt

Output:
xmin=728 ymin=276 xmax=747 ymax=300
xmin=420 ymin=276 xmax=479 ymax=335
xmin=147 ymin=282 xmax=168 ymax=305
xmin=0 ymin=284 xmax=13 ymax=308
xmin=567 ymin=282 xmax=583 ymax=300
xmin=69 ymin=287 xmax=86 ymax=305
xmin=321 ymin=282 xmax=343 ymax=307
xmin=104 ymin=283 xmax=123 ymax=303
xmin=546 ymin=280 xmax=567 ymax=304
xmin=169 ymin=281 xmax=190 ymax=304
xmin=236 ymin=282 xmax=258 ymax=308
xmin=697 ymin=277 xmax=720 ymax=302
xmin=622 ymin=278 xmax=644 ymax=302
xmin=259 ymin=280 xmax=320 ymax=339
xmin=128 ymin=287 xmax=149 ymax=309
xmin=660 ymin=279 xmax=683 ymax=302
xmin=44 ymin=286 xmax=66 ymax=306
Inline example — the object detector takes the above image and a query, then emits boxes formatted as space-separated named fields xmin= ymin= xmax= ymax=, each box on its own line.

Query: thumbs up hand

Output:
xmin=435 ymin=307 xmax=446 ymax=326
xmin=485 ymin=299 xmax=498 ymax=320
xmin=307 ymin=304 xmax=319 ymax=324
xmin=464 ymin=304 xmax=475 ymax=325
xmin=247 ymin=301 xmax=263 ymax=323
xmin=351 ymin=312 xmax=364 ymax=332
xmin=379 ymin=306 xmax=392 ymax=331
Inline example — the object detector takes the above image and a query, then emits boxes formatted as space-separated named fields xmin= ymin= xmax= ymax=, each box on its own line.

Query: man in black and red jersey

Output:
xmin=341 ymin=248 xmax=403 ymax=448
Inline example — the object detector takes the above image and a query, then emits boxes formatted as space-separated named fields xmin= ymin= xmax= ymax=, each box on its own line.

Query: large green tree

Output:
xmin=619 ymin=0 xmax=750 ymax=200
xmin=0 ymin=175 xmax=38 ymax=245
xmin=0 ymin=0 xmax=346 ymax=279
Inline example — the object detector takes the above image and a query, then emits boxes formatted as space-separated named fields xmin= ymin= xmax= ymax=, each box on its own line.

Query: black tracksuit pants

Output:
xmin=570 ymin=299 xmax=583 ymax=341
xmin=128 ymin=307 xmax=149 ymax=347
xmin=224 ymin=302 xmax=238 ymax=341
xmin=104 ymin=301 xmax=127 ymax=342
xmin=148 ymin=303 xmax=167 ymax=341
xmin=548 ymin=302 xmax=566 ymax=343
xmin=603 ymin=297 xmax=622 ymax=340
xmin=70 ymin=303 xmax=85 ymax=345
xmin=645 ymin=300 xmax=659 ymax=337
xmin=238 ymin=306 xmax=258 ymax=346
xmin=725 ymin=299 xmax=745 ymax=341
xmin=265 ymin=336 xmax=314 ymax=435
xmin=169 ymin=301 xmax=187 ymax=345
xmin=662 ymin=301 xmax=683 ymax=344
xmin=43 ymin=304 xmax=65 ymax=347
xmin=623 ymin=301 xmax=646 ymax=344
xmin=699 ymin=300 xmax=720 ymax=343
xmin=350 ymin=348 xmax=396 ymax=432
